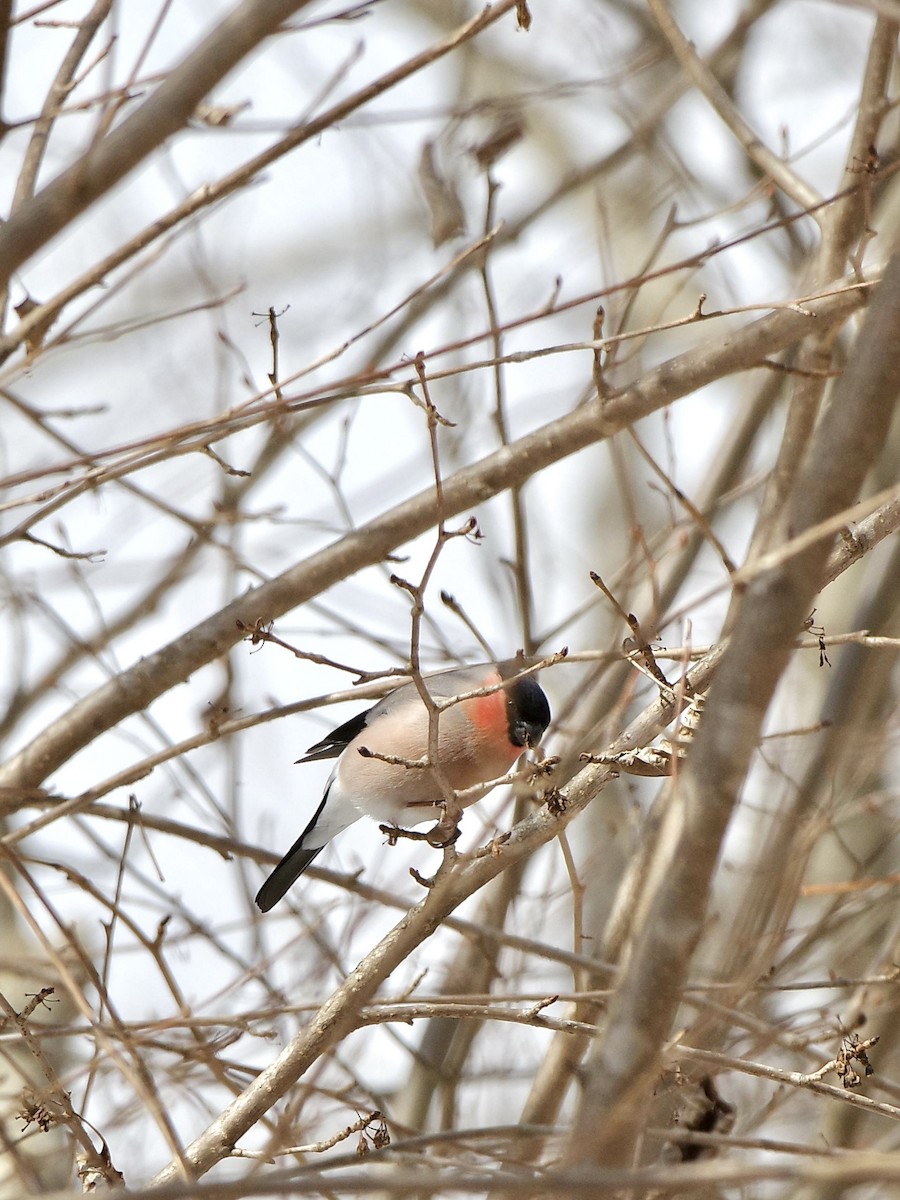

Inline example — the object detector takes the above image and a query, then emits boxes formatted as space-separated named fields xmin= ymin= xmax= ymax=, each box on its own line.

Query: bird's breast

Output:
xmin=335 ymin=697 xmax=522 ymax=824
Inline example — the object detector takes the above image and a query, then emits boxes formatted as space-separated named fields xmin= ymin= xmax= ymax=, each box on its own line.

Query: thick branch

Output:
xmin=0 ymin=0 xmax=312 ymax=288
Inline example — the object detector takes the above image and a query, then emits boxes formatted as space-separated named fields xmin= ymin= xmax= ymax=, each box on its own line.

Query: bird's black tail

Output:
xmin=255 ymin=838 xmax=325 ymax=912
xmin=255 ymin=792 xmax=330 ymax=912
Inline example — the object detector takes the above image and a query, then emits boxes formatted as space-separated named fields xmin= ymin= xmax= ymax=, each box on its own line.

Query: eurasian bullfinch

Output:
xmin=255 ymin=663 xmax=551 ymax=911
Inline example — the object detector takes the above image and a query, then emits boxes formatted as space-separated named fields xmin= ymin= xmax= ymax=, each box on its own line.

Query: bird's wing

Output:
xmin=296 ymin=707 xmax=370 ymax=763
xmin=300 ymin=667 xmax=500 ymax=765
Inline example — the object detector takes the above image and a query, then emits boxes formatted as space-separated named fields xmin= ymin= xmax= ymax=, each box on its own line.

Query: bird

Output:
xmin=255 ymin=662 xmax=551 ymax=911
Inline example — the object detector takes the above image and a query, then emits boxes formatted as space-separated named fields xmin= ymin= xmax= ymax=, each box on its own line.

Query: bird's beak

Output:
xmin=517 ymin=722 xmax=545 ymax=749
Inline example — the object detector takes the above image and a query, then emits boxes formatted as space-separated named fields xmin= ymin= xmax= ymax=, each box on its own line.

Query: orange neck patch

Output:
xmin=468 ymin=686 xmax=510 ymax=747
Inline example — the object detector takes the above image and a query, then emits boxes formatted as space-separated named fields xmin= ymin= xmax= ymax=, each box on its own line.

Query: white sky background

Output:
xmin=0 ymin=0 xmax=887 ymax=1180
